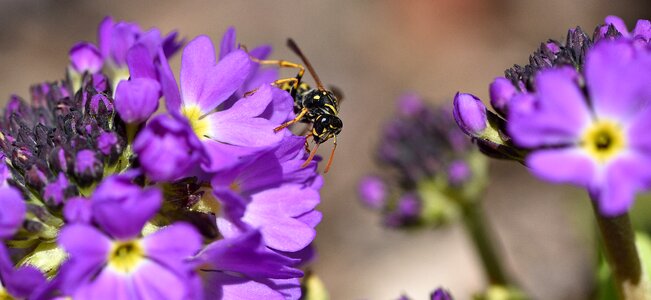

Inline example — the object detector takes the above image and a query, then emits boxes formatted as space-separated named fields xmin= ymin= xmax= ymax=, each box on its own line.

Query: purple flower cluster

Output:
xmin=453 ymin=16 xmax=651 ymax=216
xmin=0 ymin=17 xmax=323 ymax=299
xmin=358 ymin=94 xmax=485 ymax=228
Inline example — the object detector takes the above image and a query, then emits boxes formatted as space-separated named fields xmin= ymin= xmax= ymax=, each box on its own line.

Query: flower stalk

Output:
xmin=460 ymin=200 xmax=509 ymax=286
xmin=592 ymin=200 xmax=651 ymax=299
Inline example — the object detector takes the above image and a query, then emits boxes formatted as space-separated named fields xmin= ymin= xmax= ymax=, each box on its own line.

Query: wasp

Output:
xmin=245 ymin=39 xmax=343 ymax=173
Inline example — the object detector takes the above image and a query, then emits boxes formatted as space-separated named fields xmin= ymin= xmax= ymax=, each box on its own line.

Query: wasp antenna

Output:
xmin=287 ymin=38 xmax=325 ymax=90
xmin=301 ymin=142 xmax=320 ymax=168
xmin=324 ymin=137 xmax=337 ymax=173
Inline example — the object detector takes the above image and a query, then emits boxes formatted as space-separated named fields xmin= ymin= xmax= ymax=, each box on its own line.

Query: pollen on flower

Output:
xmin=581 ymin=120 xmax=626 ymax=163
xmin=107 ymin=240 xmax=145 ymax=273
xmin=182 ymin=105 xmax=211 ymax=140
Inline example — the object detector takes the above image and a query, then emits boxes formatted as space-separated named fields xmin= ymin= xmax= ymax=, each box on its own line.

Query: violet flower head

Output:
xmin=360 ymin=93 xmax=486 ymax=228
xmin=454 ymin=16 xmax=651 ymax=216
xmin=160 ymin=35 xmax=289 ymax=172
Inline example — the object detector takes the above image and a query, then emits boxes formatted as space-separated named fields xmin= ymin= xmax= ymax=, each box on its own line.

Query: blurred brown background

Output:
xmin=1 ymin=1 xmax=650 ymax=299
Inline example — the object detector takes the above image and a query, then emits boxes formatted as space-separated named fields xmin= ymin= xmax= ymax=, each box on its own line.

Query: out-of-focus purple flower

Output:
xmin=363 ymin=93 xmax=483 ymax=228
xmin=0 ymin=186 xmax=26 ymax=239
xmin=63 ymin=197 xmax=92 ymax=224
xmin=507 ymin=40 xmax=651 ymax=216
xmin=0 ymin=244 xmax=46 ymax=298
xmin=96 ymin=131 xmax=119 ymax=156
xmin=603 ymin=15 xmax=651 ymax=42
xmin=358 ymin=175 xmax=387 ymax=209
xmin=160 ymin=35 xmax=287 ymax=171
xmin=133 ymin=114 xmax=207 ymax=182
xmin=489 ymin=77 xmax=516 ymax=115
xmin=431 ymin=288 xmax=454 ymax=300
xmin=73 ymin=149 xmax=103 ymax=186
xmin=114 ymin=77 xmax=160 ymax=123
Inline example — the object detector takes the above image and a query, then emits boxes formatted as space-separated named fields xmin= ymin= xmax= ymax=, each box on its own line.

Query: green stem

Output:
xmin=461 ymin=202 xmax=509 ymax=286
xmin=592 ymin=200 xmax=650 ymax=299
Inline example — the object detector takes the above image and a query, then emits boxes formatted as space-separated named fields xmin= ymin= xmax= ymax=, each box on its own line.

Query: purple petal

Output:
xmin=633 ymin=19 xmax=651 ymax=40
xmin=296 ymin=210 xmax=322 ymax=228
xmin=0 ymin=186 xmax=26 ymax=239
xmin=248 ymin=186 xmax=319 ymax=217
xmin=126 ymin=44 xmax=156 ymax=80
xmin=5 ymin=265 xmax=46 ymax=299
xmin=69 ymin=42 xmax=103 ymax=73
xmin=157 ymin=48 xmax=182 ymax=113
xmin=97 ymin=16 xmax=114 ymax=59
xmin=229 ymin=84 xmax=275 ymax=117
xmin=508 ymin=68 xmax=590 ymax=147
xmin=58 ymin=224 xmax=111 ymax=262
xmin=489 ymin=77 xmax=517 ymax=114
xmin=197 ymin=230 xmax=302 ymax=279
xmin=244 ymin=211 xmax=316 ymax=252
xmin=72 ymin=268 xmax=131 ymax=300
xmin=181 ymin=36 xmax=252 ymax=112
xmin=92 ymin=177 xmax=162 ymax=239
xmin=594 ymin=153 xmax=651 ymax=216
xmin=205 ymin=112 xmax=282 ymax=147
xmin=219 ymin=27 xmax=237 ymax=60
xmin=203 ymin=272 xmax=285 ymax=300
xmin=605 ymin=15 xmax=630 ymax=35
xmin=115 ymin=77 xmax=161 ymax=124
xmin=586 ymin=40 xmax=651 ymax=121
xmin=526 ymin=148 xmax=596 ymax=186
xmin=201 ymin=140 xmax=262 ymax=172
xmin=131 ymin=261 xmax=189 ymax=300
xmin=142 ymin=223 xmax=201 ymax=272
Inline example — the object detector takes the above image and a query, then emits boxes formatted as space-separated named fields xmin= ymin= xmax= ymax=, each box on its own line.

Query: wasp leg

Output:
xmin=243 ymin=78 xmax=299 ymax=97
xmin=304 ymin=133 xmax=313 ymax=153
xmin=324 ymin=136 xmax=337 ymax=173
xmin=274 ymin=108 xmax=308 ymax=133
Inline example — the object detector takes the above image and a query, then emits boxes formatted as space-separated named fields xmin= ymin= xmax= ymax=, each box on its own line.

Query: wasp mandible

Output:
xmin=245 ymin=39 xmax=343 ymax=173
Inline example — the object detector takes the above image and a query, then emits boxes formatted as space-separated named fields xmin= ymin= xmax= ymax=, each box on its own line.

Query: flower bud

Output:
xmin=73 ymin=149 xmax=103 ymax=187
xmin=489 ymin=78 xmax=516 ymax=115
xmin=69 ymin=42 xmax=104 ymax=74
xmin=453 ymin=93 xmax=488 ymax=136
xmin=430 ymin=288 xmax=453 ymax=300
xmin=114 ymin=77 xmax=160 ymax=124
xmin=358 ymin=176 xmax=387 ymax=209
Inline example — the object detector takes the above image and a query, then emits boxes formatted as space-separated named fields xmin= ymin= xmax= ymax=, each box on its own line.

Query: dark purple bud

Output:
xmin=63 ymin=197 xmax=92 ymax=223
xmin=43 ymin=173 xmax=70 ymax=205
xmin=358 ymin=176 xmax=387 ymax=209
xmin=397 ymin=193 xmax=421 ymax=218
xmin=25 ymin=165 xmax=47 ymax=190
xmin=96 ymin=131 xmax=118 ymax=156
xmin=73 ymin=149 xmax=103 ymax=186
xmin=431 ymin=288 xmax=453 ymax=300
xmin=87 ymin=92 xmax=114 ymax=115
xmin=69 ymin=42 xmax=104 ymax=74
xmin=453 ymin=93 xmax=488 ymax=137
xmin=114 ymin=78 xmax=160 ymax=123
xmin=489 ymin=77 xmax=516 ymax=116
xmin=133 ymin=114 xmax=206 ymax=182
xmin=0 ymin=186 xmax=26 ymax=239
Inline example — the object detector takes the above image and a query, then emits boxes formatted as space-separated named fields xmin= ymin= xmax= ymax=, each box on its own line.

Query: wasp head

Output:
xmin=313 ymin=114 xmax=343 ymax=144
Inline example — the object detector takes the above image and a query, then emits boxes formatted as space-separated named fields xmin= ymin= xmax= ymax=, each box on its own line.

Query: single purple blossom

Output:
xmin=133 ymin=114 xmax=207 ymax=182
xmin=69 ymin=42 xmax=103 ymax=74
xmin=58 ymin=176 xmax=201 ymax=299
xmin=507 ymin=40 xmax=651 ymax=216
xmin=160 ymin=35 xmax=286 ymax=171
xmin=358 ymin=175 xmax=388 ymax=209
xmin=114 ymin=77 xmax=160 ymax=123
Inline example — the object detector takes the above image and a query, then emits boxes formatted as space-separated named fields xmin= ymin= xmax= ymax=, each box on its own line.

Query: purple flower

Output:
xmin=453 ymin=93 xmax=488 ymax=136
xmin=58 ymin=176 xmax=202 ymax=298
xmin=0 ymin=186 xmax=26 ymax=239
xmin=43 ymin=173 xmax=71 ymax=205
xmin=358 ymin=175 xmax=387 ymax=209
xmin=133 ymin=114 xmax=207 ymax=182
xmin=160 ymin=35 xmax=286 ymax=171
xmin=604 ymin=15 xmax=651 ymax=42
xmin=431 ymin=288 xmax=454 ymax=300
xmin=195 ymin=230 xmax=303 ymax=300
xmin=507 ymin=40 xmax=651 ymax=216
xmin=213 ymin=136 xmax=321 ymax=252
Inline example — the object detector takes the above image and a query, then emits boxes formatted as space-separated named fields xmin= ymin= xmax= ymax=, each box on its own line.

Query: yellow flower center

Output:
xmin=182 ymin=105 xmax=211 ymax=140
xmin=581 ymin=120 xmax=626 ymax=163
xmin=107 ymin=240 xmax=145 ymax=274
xmin=0 ymin=285 xmax=13 ymax=300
